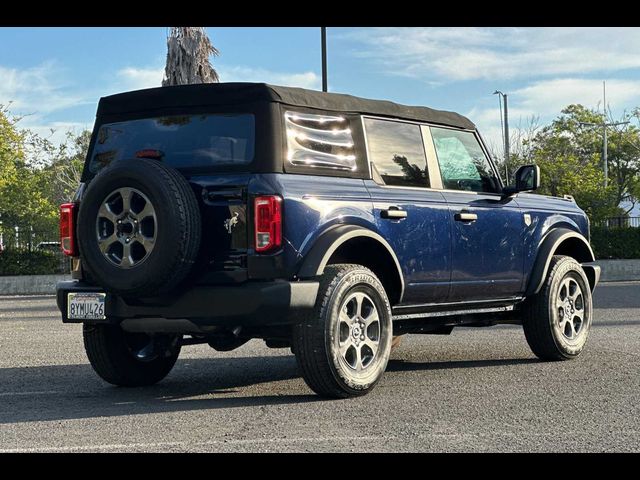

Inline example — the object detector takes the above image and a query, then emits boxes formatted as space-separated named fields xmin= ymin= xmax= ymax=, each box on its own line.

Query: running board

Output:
xmin=392 ymin=304 xmax=516 ymax=321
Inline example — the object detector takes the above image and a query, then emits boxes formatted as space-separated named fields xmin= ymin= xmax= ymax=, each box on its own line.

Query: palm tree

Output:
xmin=162 ymin=27 xmax=220 ymax=86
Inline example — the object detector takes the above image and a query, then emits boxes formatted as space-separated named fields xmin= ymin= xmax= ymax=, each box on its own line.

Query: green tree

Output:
xmin=42 ymin=129 xmax=91 ymax=206
xmin=0 ymin=105 xmax=21 ymax=196
xmin=0 ymin=105 xmax=56 ymax=239
xmin=0 ymin=105 xmax=91 ymax=248
xmin=521 ymin=105 xmax=639 ymax=222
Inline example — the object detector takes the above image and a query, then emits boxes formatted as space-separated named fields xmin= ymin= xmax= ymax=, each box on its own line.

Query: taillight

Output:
xmin=60 ymin=203 xmax=77 ymax=256
xmin=254 ymin=195 xmax=282 ymax=253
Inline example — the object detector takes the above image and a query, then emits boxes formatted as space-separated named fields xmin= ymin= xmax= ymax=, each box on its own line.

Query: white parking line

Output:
xmin=0 ymin=391 xmax=61 ymax=397
xmin=0 ymin=435 xmax=384 ymax=453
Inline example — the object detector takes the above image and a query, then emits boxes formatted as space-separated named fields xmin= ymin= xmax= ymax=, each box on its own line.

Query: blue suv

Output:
xmin=56 ymin=83 xmax=600 ymax=398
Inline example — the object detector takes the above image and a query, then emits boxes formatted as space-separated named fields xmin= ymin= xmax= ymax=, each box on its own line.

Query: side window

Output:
xmin=363 ymin=118 xmax=429 ymax=188
xmin=430 ymin=127 xmax=500 ymax=193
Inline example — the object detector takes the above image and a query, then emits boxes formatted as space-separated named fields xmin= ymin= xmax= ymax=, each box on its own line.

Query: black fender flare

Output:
xmin=297 ymin=224 xmax=405 ymax=301
xmin=526 ymin=228 xmax=596 ymax=295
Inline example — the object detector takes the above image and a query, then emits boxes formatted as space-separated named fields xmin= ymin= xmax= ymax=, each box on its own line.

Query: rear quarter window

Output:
xmin=89 ymin=114 xmax=255 ymax=174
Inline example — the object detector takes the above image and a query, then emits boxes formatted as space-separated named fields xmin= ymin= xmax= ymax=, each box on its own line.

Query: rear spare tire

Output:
xmin=77 ymin=158 xmax=201 ymax=297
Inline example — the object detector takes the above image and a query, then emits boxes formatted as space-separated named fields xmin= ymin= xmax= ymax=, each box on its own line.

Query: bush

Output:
xmin=0 ymin=248 xmax=66 ymax=275
xmin=590 ymin=227 xmax=640 ymax=259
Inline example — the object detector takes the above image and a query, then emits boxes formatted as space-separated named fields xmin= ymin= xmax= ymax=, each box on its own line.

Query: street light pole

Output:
xmin=493 ymin=90 xmax=509 ymax=181
xmin=579 ymin=120 xmax=629 ymax=188
xmin=321 ymin=27 xmax=328 ymax=92
xmin=603 ymin=124 xmax=608 ymax=188
xmin=503 ymin=93 xmax=509 ymax=178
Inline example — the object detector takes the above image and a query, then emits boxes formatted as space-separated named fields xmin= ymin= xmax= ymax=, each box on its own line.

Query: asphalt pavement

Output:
xmin=0 ymin=282 xmax=638 ymax=452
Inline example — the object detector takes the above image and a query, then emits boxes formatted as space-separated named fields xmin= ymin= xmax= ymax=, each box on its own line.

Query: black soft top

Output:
xmin=96 ymin=82 xmax=475 ymax=130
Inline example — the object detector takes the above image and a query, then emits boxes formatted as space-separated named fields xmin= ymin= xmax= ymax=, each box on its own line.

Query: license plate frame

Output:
xmin=67 ymin=292 xmax=107 ymax=320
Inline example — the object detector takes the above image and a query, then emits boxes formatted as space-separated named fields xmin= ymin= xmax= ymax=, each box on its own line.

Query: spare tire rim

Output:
xmin=96 ymin=187 xmax=157 ymax=269
xmin=336 ymin=291 xmax=381 ymax=372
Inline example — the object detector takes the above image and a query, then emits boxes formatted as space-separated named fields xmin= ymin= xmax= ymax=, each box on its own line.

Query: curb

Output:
xmin=0 ymin=274 xmax=71 ymax=296
xmin=596 ymin=259 xmax=640 ymax=283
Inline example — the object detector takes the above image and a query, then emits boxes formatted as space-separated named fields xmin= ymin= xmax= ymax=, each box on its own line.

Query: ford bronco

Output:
xmin=56 ymin=83 xmax=600 ymax=398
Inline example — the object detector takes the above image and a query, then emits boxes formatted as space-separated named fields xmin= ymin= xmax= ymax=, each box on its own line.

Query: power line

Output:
xmin=580 ymin=81 xmax=629 ymax=188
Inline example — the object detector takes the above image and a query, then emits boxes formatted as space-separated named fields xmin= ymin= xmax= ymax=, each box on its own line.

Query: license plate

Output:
xmin=68 ymin=292 xmax=106 ymax=320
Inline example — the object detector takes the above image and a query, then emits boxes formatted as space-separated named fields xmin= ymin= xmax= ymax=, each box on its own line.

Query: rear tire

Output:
xmin=293 ymin=264 xmax=392 ymax=398
xmin=83 ymin=323 xmax=181 ymax=387
xmin=523 ymin=255 xmax=592 ymax=361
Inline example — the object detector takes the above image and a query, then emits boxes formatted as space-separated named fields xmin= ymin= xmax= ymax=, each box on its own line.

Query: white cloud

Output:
xmin=0 ymin=62 xmax=94 ymax=150
xmin=513 ymin=78 xmax=640 ymax=115
xmin=468 ymin=77 xmax=640 ymax=157
xmin=0 ymin=62 xmax=89 ymax=116
xmin=343 ymin=27 xmax=640 ymax=82
xmin=217 ymin=65 xmax=320 ymax=89
xmin=115 ymin=67 xmax=164 ymax=91
xmin=112 ymin=64 xmax=321 ymax=93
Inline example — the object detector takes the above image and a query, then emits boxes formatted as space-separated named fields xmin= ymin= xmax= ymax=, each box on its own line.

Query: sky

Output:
xmin=2 ymin=27 xmax=640 ymax=155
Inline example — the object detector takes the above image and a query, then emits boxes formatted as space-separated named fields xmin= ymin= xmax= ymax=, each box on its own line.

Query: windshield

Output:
xmin=89 ymin=113 xmax=255 ymax=174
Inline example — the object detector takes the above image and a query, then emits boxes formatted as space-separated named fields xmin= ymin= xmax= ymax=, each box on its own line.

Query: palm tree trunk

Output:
xmin=162 ymin=27 xmax=220 ymax=86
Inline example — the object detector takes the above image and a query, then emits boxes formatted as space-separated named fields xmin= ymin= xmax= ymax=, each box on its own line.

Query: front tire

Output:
xmin=523 ymin=255 xmax=593 ymax=361
xmin=293 ymin=264 xmax=393 ymax=398
xmin=83 ymin=323 xmax=181 ymax=387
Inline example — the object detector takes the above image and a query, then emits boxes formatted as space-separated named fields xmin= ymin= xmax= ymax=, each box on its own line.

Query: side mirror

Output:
xmin=503 ymin=164 xmax=540 ymax=196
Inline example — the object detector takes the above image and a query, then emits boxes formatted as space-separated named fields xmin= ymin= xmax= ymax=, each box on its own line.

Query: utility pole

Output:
xmin=580 ymin=82 xmax=629 ymax=188
xmin=321 ymin=27 xmax=328 ymax=92
xmin=493 ymin=90 xmax=509 ymax=181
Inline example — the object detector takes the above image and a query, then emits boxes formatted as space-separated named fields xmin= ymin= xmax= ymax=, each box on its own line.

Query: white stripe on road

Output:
xmin=2 ymin=431 xmax=639 ymax=453
xmin=0 ymin=435 xmax=383 ymax=453
xmin=0 ymin=391 xmax=61 ymax=397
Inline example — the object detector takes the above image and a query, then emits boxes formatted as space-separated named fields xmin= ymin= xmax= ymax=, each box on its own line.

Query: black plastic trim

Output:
xmin=392 ymin=297 xmax=523 ymax=316
xmin=581 ymin=263 xmax=601 ymax=292
xmin=525 ymin=228 xmax=595 ymax=295
xmin=56 ymin=279 xmax=319 ymax=327
xmin=247 ymin=253 xmax=287 ymax=279
xmin=297 ymin=224 xmax=405 ymax=301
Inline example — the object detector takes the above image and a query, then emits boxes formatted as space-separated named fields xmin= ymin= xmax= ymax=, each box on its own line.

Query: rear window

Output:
xmin=89 ymin=114 xmax=255 ymax=174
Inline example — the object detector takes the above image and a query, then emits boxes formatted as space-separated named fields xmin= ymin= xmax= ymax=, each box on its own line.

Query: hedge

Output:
xmin=590 ymin=227 xmax=640 ymax=260
xmin=0 ymin=249 xmax=65 ymax=276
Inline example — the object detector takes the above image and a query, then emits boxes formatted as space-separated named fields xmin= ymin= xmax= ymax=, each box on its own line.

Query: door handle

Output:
xmin=454 ymin=211 xmax=477 ymax=222
xmin=381 ymin=207 xmax=407 ymax=219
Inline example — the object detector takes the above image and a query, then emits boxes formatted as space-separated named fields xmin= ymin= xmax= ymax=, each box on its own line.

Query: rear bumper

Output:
xmin=56 ymin=280 xmax=319 ymax=327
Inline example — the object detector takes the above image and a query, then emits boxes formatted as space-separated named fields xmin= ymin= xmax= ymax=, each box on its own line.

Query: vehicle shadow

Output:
xmin=0 ymin=355 xmax=318 ymax=425
xmin=1 ymin=353 xmax=543 ymax=425
xmin=387 ymin=357 xmax=538 ymax=372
